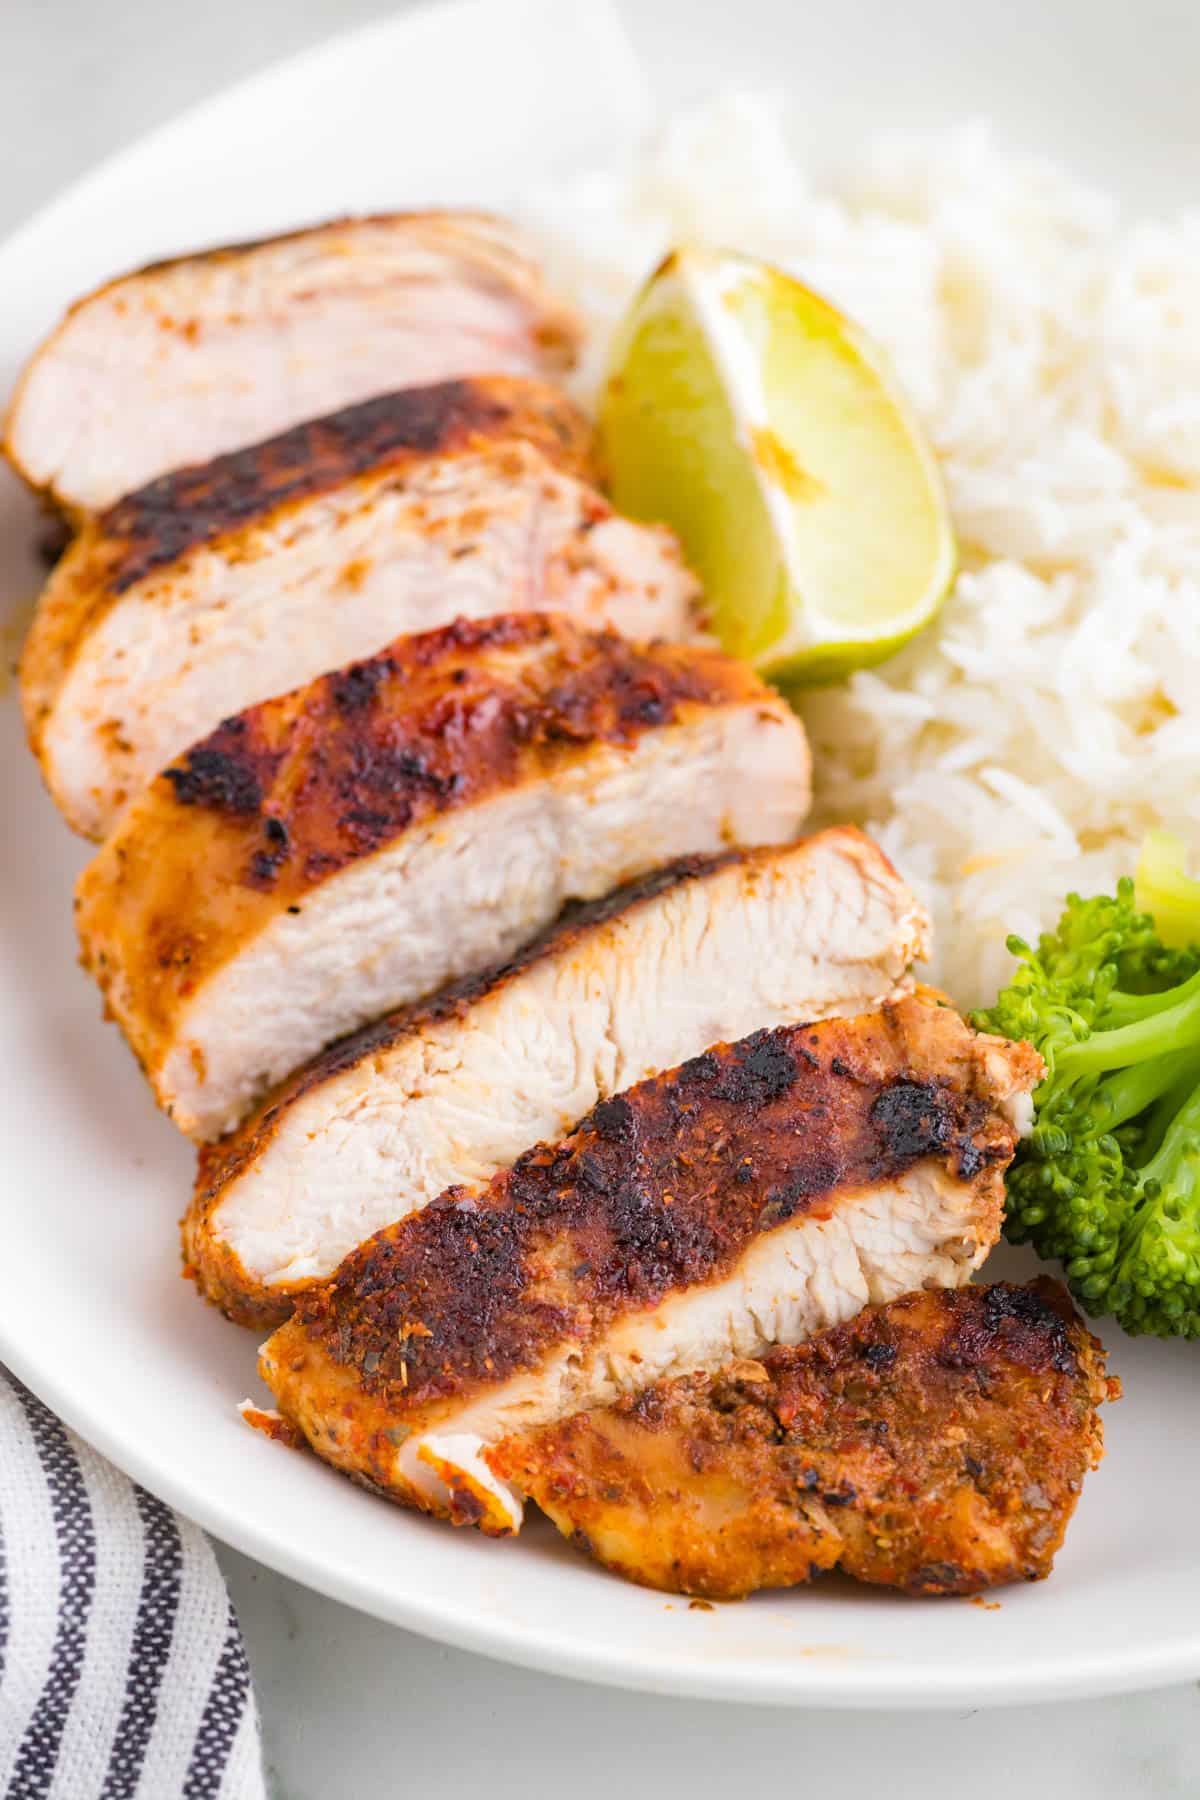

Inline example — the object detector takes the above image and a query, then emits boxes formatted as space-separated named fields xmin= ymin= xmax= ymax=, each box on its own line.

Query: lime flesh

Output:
xmin=599 ymin=249 xmax=957 ymax=685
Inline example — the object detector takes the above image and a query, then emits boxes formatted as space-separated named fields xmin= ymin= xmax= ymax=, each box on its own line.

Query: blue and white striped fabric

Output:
xmin=0 ymin=1371 xmax=265 ymax=1800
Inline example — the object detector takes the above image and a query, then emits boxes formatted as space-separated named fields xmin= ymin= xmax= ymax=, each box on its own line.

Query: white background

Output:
xmin=3 ymin=1 xmax=1200 ymax=1793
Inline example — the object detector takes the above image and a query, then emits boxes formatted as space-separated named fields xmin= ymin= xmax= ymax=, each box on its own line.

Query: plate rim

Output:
xmin=3 ymin=1320 xmax=1199 ymax=1710
xmin=3 ymin=0 xmax=1199 ymax=1711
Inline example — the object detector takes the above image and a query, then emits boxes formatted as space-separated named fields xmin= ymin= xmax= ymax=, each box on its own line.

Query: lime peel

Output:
xmin=599 ymin=247 xmax=957 ymax=686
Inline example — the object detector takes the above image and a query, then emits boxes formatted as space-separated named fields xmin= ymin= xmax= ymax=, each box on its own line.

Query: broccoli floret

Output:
xmin=975 ymin=847 xmax=1200 ymax=1338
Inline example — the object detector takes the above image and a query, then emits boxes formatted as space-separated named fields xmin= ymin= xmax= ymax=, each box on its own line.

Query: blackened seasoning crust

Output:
xmin=76 ymin=610 xmax=791 ymax=1131
xmin=870 ymin=1080 xmax=951 ymax=1163
xmin=329 ymin=660 xmax=395 ymax=714
xmin=703 ymin=1032 xmax=799 ymax=1106
xmin=292 ymin=1000 xmax=1019 ymax=1408
xmin=98 ymin=377 xmax=595 ymax=595
xmin=156 ymin=614 xmax=758 ymax=894
xmin=490 ymin=1279 xmax=1113 ymax=1599
xmin=163 ymin=744 xmax=265 ymax=816
xmin=938 ymin=1278 xmax=1081 ymax=1376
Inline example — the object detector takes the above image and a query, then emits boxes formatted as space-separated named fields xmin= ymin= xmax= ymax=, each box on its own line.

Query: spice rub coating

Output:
xmin=78 ymin=612 xmax=768 ymax=1030
xmin=187 ymin=827 xmax=928 ymax=1328
xmin=260 ymin=997 xmax=1040 ymax=1530
xmin=492 ymin=1280 xmax=1115 ymax=1598
xmin=20 ymin=376 xmax=592 ymax=792
xmin=22 ymin=372 xmax=697 ymax=842
xmin=288 ymin=1001 xmax=1024 ymax=1407
xmin=5 ymin=210 xmax=582 ymax=513
xmin=76 ymin=612 xmax=807 ymax=1138
xmin=69 ymin=376 xmax=594 ymax=607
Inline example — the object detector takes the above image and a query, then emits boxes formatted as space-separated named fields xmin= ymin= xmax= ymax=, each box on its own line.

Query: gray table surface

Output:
xmin=3 ymin=2 xmax=1199 ymax=1794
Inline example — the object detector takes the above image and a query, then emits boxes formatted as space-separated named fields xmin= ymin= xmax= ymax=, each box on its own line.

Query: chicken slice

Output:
xmin=260 ymin=997 xmax=1042 ymax=1534
xmin=76 ymin=614 xmax=810 ymax=1141
xmin=491 ymin=1280 xmax=1113 ymax=1597
xmin=5 ymin=212 xmax=581 ymax=514
xmin=188 ymin=826 xmax=929 ymax=1327
xmin=21 ymin=375 xmax=699 ymax=840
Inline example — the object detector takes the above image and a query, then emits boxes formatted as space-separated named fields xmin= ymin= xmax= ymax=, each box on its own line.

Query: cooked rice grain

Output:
xmin=528 ymin=96 xmax=1200 ymax=1004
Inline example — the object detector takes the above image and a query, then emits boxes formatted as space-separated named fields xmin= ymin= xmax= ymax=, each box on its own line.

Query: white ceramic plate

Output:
xmin=3 ymin=0 xmax=1199 ymax=1710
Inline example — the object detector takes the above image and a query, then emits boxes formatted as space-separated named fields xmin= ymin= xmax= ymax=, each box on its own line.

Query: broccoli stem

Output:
xmin=1057 ymin=980 xmax=1200 ymax=1080
xmin=1139 ymin=1079 xmax=1200 ymax=1196
xmin=1132 ymin=1053 xmax=1200 ymax=1168
xmin=1113 ymin=1083 xmax=1200 ymax=1312
xmin=1090 ymin=1049 xmax=1200 ymax=1136
xmin=1102 ymin=964 xmax=1200 ymax=1027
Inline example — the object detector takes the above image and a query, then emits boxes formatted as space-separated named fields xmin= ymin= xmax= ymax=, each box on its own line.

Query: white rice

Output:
xmin=526 ymin=94 xmax=1200 ymax=1006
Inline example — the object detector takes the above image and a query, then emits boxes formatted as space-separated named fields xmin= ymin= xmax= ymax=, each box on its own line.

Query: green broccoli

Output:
xmin=975 ymin=836 xmax=1200 ymax=1338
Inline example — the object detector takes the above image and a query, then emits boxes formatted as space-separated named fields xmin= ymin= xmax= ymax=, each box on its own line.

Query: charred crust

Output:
xmin=487 ymin=1277 xmax=1108 ymax=1599
xmin=936 ymin=1278 xmax=1081 ymax=1378
xmin=159 ymin=615 xmax=751 ymax=903
xmin=246 ymin=816 xmax=291 ymax=887
xmin=754 ymin=1165 xmax=840 ymax=1230
xmin=687 ymin=1032 xmax=799 ymax=1107
xmin=97 ymin=377 xmax=593 ymax=594
xmin=290 ymin=1014 xmax=1020 ymax=1407
xmin=760 ymin=1279 xmax=1089 ymax=1392
xmin=163 ymin=742 xmax=265 ymax=815
xmin=330 ymin=659 xmax=395 ymax=713
xmin=868 ymin=1080 xmax=951 ymax=1163
xmin=589 ymin=1094 xmax=636 ymax=1143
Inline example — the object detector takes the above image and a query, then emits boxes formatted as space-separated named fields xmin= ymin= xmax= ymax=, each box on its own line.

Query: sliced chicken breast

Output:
xmin=492 ymin=1281 xmax=1112 ymax=1597
xmin=21 ymin=376 xmax=699 ymax=840
xmin=188 ymin=827 xmax=929 ymax=1327
xmin=77 ymin=614 xmax=810 ymax=1142
xmin=260 ymin=997 xmax=1042 ymax=1535
xmin=5 ymin=212 xmax=581 ymax=515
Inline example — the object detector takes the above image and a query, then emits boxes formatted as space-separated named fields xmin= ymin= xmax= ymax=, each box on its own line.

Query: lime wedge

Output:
xmin=1136 ymin=830 xmax=1200 ymax=948
xmin=598 ymin=248 xmax=956 ymax=686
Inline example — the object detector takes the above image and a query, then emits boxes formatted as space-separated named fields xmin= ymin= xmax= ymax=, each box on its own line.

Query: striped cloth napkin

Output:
xmin=0 ymin=1370 xmax=265 ymax=1799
